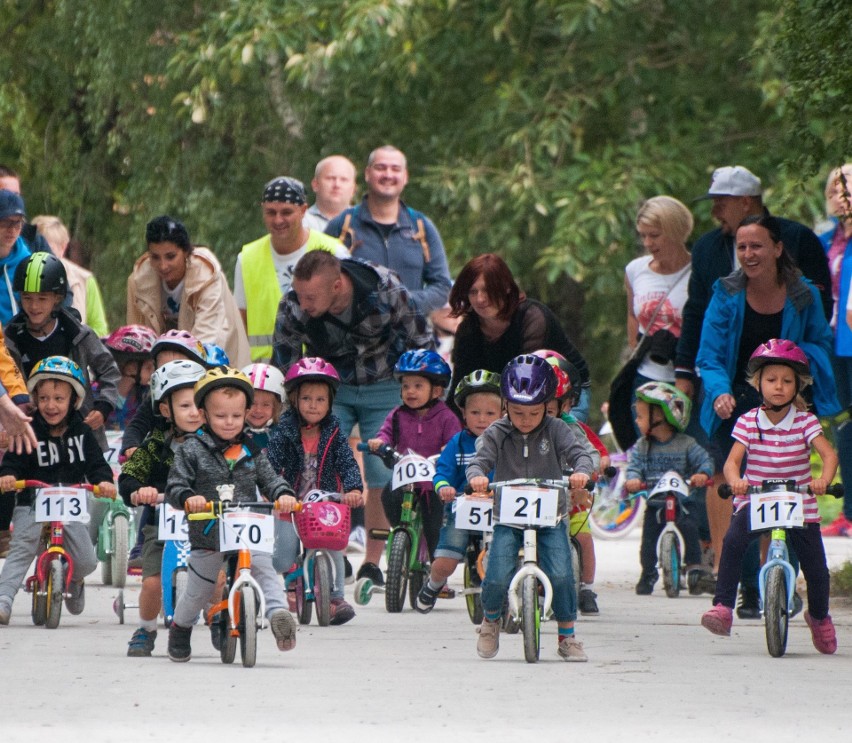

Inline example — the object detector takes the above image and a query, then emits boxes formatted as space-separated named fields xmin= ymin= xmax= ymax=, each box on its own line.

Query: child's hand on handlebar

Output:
xmin=729 ymin=478 xmax=749 ymax=496
xmin=569 ymin=472 xmax=589 ymax=490
xmin=133 ymin=486 xmax=160 ymax=506
xmin=438 ymin=485 xmax=457 ymax=503
xmin=275 ymin=494 xmax=298 ymax=513
xmin=599 ymin=455 xmax=611 ymax=475
xmin=469 ymin=476 xmax=490 ymax=494
xmin=184 ymin=495 xmax=208 ymax=513
xmin=97 ymin=482 xmax=116 ymax=499
xmin=810 ymin=477 xmax=829 ymax=496
xmin=690 ymin=474 xmax=709 ymax=488
xmin=625 ymin=478 xmax=642 ymax=493
xmin=367 ymin=438 xmax=384 ymax=452
xmin=342 ymin=491 xmax=364 ymax=507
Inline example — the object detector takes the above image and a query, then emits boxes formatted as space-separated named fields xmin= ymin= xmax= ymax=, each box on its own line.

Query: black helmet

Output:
xmin=13 ymin=253 xmax=68 ymax=297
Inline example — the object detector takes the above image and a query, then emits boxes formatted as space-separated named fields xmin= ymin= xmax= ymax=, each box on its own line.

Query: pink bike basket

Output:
xmin=294 ymin=502 xmax=351 ymax=550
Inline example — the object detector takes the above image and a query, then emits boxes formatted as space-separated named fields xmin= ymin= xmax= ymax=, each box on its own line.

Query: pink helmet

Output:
xmin=746 ymin=339 xmax=811 ymax=381
xmin=240 ymin=363 xmax=287 ymax=403
xmin=284 ymin=357 xmax=341 ymax=393
xmin=151 ymin=330 xmax=207 ymax=365
xmin=104 ymin=325 xmax=157 ymax=357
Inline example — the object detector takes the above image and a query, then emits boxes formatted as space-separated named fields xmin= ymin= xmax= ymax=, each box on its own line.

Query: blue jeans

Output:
xmin=481 ymin=523 xmax=577 ymax=623
xmin=333 ymin=379 xmax=400 ymax=489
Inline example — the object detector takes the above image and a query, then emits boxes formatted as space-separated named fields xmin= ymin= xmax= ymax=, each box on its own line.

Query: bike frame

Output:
xmin=206 ymin=548 xmax=267 ymax=636
xmin=284 ymin=546 xmax=332 ymax=604
xmin=96 ymin=496 xmax=132 ymax=563
xmin=383 ymin=486 xmax=429 ymax=575
xmin=507 ymin=527 xmax=554 ymax=621
xmin=28 ymin=522 xmax=74 ymax=598
xmin=758 ymin=528 xmax=798 ymax=614
xmin=652 ymin=494 xmax=688 ymax=567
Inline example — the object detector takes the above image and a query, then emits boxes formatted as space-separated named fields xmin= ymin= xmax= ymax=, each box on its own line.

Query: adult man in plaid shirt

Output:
xmin=274 ymin=250 xmax=435 ymax=580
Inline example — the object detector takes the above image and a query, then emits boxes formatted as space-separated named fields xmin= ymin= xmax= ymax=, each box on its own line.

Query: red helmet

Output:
xmin=284 ymin=357 xmax=341 ymax=393
xmin=746 ymin=339 xmax=811 ymax=381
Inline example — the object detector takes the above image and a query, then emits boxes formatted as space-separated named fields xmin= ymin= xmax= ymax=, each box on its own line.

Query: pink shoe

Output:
xmin=701 ymin=604 xmax=733 ymax=636
xmin=804 ymin=611 xmax=837 ymax=654
xmin=821 ymin=514 xmax=852 ymax=537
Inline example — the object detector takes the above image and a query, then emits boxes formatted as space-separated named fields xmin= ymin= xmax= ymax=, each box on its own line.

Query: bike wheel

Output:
xmin=239 ymin=586 xmax=257 ymax=668
xmin=110 ymin=514 xmax=129 ymax=589
xmin=45 ymin=559 xmax=64 ymax=630
xmin=32 ymin=581 xmax=47 ymax=626
xmin=521 ymin=575 xmax=541 ymax=663
xmin=588 ymin=485 xmax=644 ymax=540
xmin=173 ymin=569 xmax=189 ymax=619
xmin=219 ymin=586 xmax=237 ymax=664
xmin=385 ymin=530 xmax=411 ymax=613
xmin=660 ymin=533 xmax=681 ymax=599
xmin=463 ymin=556 xmax=483 ymax=625
xmin=764 ymin=566 xmax=788 ymax=658
xmin=314 ymin=554 xmax=332 ymax=627
xmin=100 ymin=553 xmax=113 ymax=585
xmin=295 ymin=570 xmax=313 ymax=625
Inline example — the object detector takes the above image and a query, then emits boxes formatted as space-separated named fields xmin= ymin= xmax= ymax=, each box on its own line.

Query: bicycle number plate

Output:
xmin=34 ymin=487 xmax=89 ymax=524
xmin=218 ymin=511 xmax=274 ymax=553
xmin=158 ymin=504 xmax=189 ymax=541
xmin=454 ymin=496 xmax=494 ymax=532
xmin=749 ymin=490 xmax=804 ymax=531
xmin=392 ymin=454 xmax=435 ymax=490
xmin=498 ymin=486 xmax=559 ymax=527
xmin=104 ymin=430 xmax=124 ymax=481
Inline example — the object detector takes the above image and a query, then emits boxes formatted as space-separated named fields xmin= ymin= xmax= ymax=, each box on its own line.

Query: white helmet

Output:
xmin=241 ymin=363 xmax=287 ymax=403
xmin=151 ymin=360 xmax=207 ymax=408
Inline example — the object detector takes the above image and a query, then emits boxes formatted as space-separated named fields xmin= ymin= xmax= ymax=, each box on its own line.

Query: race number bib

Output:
xmin=498 ymin=486 xmax=559 ymax=527
xmin=392 ymin=454 xmax=435 ymax=491
xmin=749 ymin=490 xmax=804 ymax=531
xmin=454 ymin=496 xmax=494 ymax=532
xmin=218 ymin=511 xmax=274 ymax=554
xmin=34 ymin=487 xmax=89 ymax=524
xmin=104 ymin=430 xmax=124 ymax=481
xmin=158 ymin=504 xmax=189 ymax=541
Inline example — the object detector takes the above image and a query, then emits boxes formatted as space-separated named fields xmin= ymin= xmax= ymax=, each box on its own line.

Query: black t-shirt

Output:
xmin=735 ymin=302 xmax=783 ymax=386
xmin=14 ymin=316 xmax=75 ymax=378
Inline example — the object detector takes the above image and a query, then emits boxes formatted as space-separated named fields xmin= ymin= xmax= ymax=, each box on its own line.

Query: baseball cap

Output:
xmin=696 ymin=166 xmax=762 ymax=200
xmin=262 ymin=177 xmax=307 ymax=205
xmin=0 ymin=190 xmax=26 ymax=220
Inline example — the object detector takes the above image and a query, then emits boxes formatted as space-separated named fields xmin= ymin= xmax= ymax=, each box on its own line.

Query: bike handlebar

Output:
xmin=186 ymin=499 xmax=301 ymax=521
xmin=9 ymin=479 xmax=105 ymax=496
xmin=464 ymin=477 xmax=595 ymax=496
xmin=717 ymin=482 xmax=844 ymax=500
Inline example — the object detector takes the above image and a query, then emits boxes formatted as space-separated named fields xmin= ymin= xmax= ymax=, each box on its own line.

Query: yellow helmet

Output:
xmin=193 ymin=366 xmax=254 ymax=408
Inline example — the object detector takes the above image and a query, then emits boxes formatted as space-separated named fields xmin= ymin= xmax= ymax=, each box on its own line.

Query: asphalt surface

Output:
xmin=1 ymin=531 xmax=851 ymax=742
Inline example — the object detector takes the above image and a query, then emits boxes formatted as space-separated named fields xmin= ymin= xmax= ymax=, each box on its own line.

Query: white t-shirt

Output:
xmin=625 ymin=255 xmax=690 ymax=381
xmin=233 ymin=231 xmax=350 ymax=309
xmin=161 ymin=279 xmax=184 ymax=330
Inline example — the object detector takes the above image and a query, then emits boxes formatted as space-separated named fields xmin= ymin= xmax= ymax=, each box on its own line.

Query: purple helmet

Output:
xmin=746 ymin=339 xmax=811 ymax=382
xmin=500 ymin=354 xmax=557 ymax=405
xmin=284 ymin=357 xmax=341 ymax=393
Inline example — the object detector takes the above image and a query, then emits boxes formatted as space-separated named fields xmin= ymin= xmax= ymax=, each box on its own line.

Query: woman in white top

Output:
xmin=624 ymin=195 xmax=693 ymax=385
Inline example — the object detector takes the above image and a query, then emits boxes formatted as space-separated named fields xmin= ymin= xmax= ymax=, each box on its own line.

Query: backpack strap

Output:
xmin=338 ymin=209 xmax=357 ymax=248
xmin=408 ymin=209 xmax=431 ymax=263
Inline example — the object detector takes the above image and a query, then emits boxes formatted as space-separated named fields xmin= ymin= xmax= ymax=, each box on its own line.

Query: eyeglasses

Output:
xmin=0 ymin=218 xmax=24 ymax=231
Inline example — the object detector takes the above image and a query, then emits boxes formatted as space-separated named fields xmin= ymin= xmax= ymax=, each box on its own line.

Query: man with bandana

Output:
xmin=325 ymin=146 xmax=452 ymax=316
xmin=234 ymin=177 xmax=350 ymax=363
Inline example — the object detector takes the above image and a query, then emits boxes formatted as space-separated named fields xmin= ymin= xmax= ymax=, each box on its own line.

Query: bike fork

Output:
xmin=229 ymin=552 xmax=266 ymax=629
xmin=758 ymin=533 xmax=796 ymax=613
xmin=507 ymin=529 xmax=553 ymax=620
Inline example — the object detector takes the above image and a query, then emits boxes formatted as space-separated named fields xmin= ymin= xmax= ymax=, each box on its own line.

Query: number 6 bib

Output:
xmin=219 ymin=511 xmax=274 ymax=553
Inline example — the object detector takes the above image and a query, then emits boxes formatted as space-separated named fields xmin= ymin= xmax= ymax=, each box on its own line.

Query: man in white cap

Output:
xmin=302 ymin=156 xmax=358 ymax=232
xmin=674 ymin=165 xmax=831 ymax=621
xmin=234 ymin=176 xmax=350 ymax=363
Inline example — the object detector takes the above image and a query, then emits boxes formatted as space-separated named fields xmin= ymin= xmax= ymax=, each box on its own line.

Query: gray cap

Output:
xmin=696 ymin=166 xmax=762 ymax=200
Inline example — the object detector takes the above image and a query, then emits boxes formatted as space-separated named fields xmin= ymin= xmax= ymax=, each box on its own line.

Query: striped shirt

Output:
xmin=731 ymin=407 xmax=823 ymax=521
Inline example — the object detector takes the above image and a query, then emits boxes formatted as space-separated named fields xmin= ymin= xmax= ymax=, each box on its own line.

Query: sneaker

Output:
xmin=0 ymin=599 xmax=11 ymax=625
xmin=791 ymin=591 xmax=804 ymax=618
xmin=347 ymin=526 xmax=366 ymax=553
xmin=736 ymin=586 xmax=761 ymax=620
xmin=687 ymin=569 xmax=716 ymax=596
xmin=415 ymin=583 xmax=440 ymax=614
xmin=635 ymin=570 xmax=658 ymax=596
xmin=578 ymin=588 xmax=599 ymax=615
xmin=804 ymin=611 xmax=837 ymax=654
xmin=269 ymin=609 xmax=297 ymax=651
xmin=127 ymin=627 xmax=157 ymax=657
xmin=558 ymin=637 xmax=588 ymax=662
xmin=821 ymin=514 xmax=852 ymax=537
xmin=328 ymin=598 xmax=355 ymax=626
xmin=0 ymin=529 xmax=10 ymax=559
xmin=168 ymin=624 xmax=193 ymax=662
xmin=344 ymin=556 xmax=354 ymax=585
xmin=356 ymin=561 xmax=385 ymax=587
xmin=701 ymin=604 xmax=733 ymax=636
xmin=65 ymin=580 xmax=85 ymax=615
xmin=476 ymin=619 xmax=500 ymax=659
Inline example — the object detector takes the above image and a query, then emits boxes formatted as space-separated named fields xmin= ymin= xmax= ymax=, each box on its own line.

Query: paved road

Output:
xmin=1 ymin=532 xmax=851 ymax=742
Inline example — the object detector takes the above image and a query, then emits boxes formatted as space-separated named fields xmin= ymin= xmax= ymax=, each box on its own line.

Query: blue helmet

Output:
xmin=27 ymin=355 xmax=87 ymax=409
xmin=393 ymin=349 xmax=451 ymax=386
xmin=203 ymin=343 xmax=230 ymax=369
xmin=500 ymin=354 xmax=557 ymax=405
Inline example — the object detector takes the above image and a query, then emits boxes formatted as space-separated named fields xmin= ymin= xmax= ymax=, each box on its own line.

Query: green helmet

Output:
xmin=13 ymin=252 xmax=68 ymax=297
xmin=635 ymin=381 xmax=691 ymax=432
xmin=454 ymin=369 xmax=501 ymax=408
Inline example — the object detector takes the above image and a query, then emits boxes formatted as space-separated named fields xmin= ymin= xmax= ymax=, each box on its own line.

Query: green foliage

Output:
xmin=0 ymin=0 xmax=845 ymax=416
